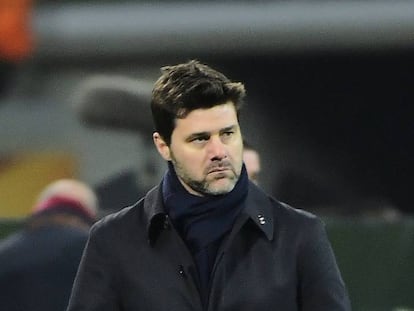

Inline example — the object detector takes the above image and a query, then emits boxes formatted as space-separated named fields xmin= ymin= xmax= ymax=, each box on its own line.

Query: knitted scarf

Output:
xmin=162 ymin=162 xmax=248 ymax=304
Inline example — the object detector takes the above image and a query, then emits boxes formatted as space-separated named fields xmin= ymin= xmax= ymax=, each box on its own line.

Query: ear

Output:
xmin=153 ymin=132 xmax=171 ymax=161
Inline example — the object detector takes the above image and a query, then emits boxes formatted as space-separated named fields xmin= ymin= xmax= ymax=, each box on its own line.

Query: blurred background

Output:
xmin=1 ymin=0 xmax=413 ymax=310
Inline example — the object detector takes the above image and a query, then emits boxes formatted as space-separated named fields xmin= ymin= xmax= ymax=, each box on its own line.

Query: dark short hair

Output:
xmin=151 ymin=60 xmax=246 ymax=145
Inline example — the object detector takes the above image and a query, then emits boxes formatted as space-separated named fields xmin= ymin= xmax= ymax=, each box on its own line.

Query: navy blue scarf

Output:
xmin=162 ymin=162 xmax=248 ymax=304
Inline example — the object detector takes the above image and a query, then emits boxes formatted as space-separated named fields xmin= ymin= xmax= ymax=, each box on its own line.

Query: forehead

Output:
xmin=174 ymin=102 xmax=239 ymax=134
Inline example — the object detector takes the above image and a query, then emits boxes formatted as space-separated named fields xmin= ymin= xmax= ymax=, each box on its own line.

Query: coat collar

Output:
xmin=242 ymin=182 xmax=275 ymax=241
xmin=143 ymin=181 xmax=275 ymax=245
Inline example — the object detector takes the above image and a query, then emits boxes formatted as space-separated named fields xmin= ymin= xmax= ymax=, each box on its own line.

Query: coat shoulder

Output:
xmin=249 ymin=182 xmax=320 ymax=225
xmin=90 ymin=197 xmax=146 ymax=239
xmin=267 ymin=195 xmax=324 ymax=232
xmin=275 ymin=199 xmax=319 ymax=221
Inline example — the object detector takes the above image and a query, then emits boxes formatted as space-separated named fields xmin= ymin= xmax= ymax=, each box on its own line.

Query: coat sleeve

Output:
xmin=297 ymin=217 xmax=352 ymax=311
xmin=66 ymin=223 xmax=120 ymax=311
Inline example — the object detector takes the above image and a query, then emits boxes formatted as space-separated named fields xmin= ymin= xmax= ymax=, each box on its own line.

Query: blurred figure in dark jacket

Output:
xmin=0 ymin=179 xmax=98 ymax=311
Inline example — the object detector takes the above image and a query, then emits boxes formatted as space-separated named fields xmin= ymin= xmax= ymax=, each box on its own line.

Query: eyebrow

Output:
xmin=220 ymin=125 xmax=237 ymax=133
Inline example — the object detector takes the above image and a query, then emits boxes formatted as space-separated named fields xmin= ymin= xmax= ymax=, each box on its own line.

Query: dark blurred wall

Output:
xmin=222 ymin=50 xmax=413 ymax=215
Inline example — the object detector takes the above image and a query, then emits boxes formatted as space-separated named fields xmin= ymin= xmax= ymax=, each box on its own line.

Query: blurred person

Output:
xmin=242 ymin=140 xmax=261 ymax=185
xmin=72 ymin=75 xmax=155 ymax=214
xmin=0 ymin=179 xmax=98 ymax=311
xmin=67 ymin=60 xmax=350 ymax=311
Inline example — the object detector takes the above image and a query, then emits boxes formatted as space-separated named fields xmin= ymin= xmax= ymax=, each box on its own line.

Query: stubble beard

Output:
xmin=170 ymin=157 xmax=240 ymax=196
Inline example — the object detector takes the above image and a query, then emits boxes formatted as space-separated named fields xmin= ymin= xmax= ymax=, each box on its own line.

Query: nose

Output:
xmin=207 ymin=136 xmax=227 ymax=161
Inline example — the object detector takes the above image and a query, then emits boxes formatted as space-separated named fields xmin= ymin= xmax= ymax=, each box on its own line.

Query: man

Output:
xmin=243 ymin=140 xmax=261 ymax=185
xmin=67 ymin=60 xmax=351 ymax=310
xmin=0 ymin=179 xmax=98 ymax=311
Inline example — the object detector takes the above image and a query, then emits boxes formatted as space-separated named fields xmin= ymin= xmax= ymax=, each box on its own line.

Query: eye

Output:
xmin=190 ymin=134 xmax=210 ymax=144
xmin=221 ymin=131 xmax=234 ymax=142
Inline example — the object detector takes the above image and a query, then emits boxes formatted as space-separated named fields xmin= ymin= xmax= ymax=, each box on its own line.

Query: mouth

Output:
xmin=206 ymin=160 xmax=234 ymax=175
xmin=210 ymin=168 xmax=228 ymax=173
xmin=207 ymin=165 xmax=232 ymax=175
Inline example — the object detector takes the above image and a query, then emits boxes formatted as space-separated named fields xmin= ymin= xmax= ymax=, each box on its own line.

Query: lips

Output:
xmin=207 ymin=165 xmax=231 ymax=174
xmin=209 ymin=168 xmax=228 ymax=173
xmin=206 ymin=161 xmax=233 ymax=174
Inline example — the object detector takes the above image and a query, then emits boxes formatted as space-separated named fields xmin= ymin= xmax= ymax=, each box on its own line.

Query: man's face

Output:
xmin=153 ymin=101 xmax=243 ymax=196
xmin=243 ymin=149 xmax=261 ymax=185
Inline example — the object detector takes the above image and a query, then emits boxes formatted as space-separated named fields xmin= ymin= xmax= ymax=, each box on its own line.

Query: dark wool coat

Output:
xmin=67 ymin=183 xmax=351 ymax=311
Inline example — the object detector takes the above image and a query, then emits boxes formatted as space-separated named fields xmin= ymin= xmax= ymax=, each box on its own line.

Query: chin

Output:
xmin=207 ymin=179 xmax=236 ymax=195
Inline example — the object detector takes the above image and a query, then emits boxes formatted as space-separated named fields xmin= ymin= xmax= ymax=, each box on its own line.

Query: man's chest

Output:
xmin=114 ymin=229 xmax=299 ymax=311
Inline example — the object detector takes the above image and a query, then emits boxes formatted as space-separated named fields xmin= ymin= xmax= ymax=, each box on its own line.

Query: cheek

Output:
xmin=174 ymin=148 xmax=204 ymax=168
xmin=233 ymin=146 xmax=244 ymax=162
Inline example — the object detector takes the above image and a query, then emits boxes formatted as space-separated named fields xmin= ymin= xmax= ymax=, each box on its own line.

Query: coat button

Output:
xmin=178 ymin=265 xmax=186 ymax=278
xmin=257 ymin=214 xmax=266 ymax=225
